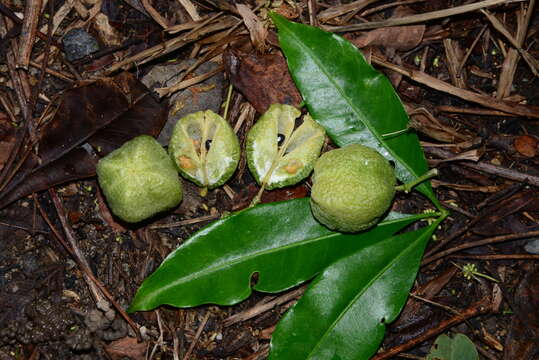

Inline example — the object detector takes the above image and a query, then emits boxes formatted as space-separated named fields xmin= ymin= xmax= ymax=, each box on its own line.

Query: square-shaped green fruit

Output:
xmin=97 ymin=135 xmax=182 ymax=223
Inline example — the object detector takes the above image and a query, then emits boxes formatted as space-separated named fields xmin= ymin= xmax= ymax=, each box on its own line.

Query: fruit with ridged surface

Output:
xmin=97 ymin=135 xmax=182 ymax=223
xmin=310 ymin=144 xmax=396 ymax=233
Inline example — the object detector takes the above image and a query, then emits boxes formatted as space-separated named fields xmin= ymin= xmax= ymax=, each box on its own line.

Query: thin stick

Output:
xmin=222 ymin=84 xmax=233 ymax=121
xmin=371 ymin=298 xmax=493 ymax=360
xmin=178 ymin=0 xmax=201 ymax=21
xmin=224 ymin=287 xmax=305 ymax=326
xmin=481 ymin=4 xmax=539 ymax=77
xmin=149 ymin=214 xmax=219 ymax=229
xmin=141 ymin=0 xmax=169 ymax=29
xmin=155 ymin=65 xmax=223 ymax=97
xmin=29 ymin=60 xmax=75 ymax=82
xmin=422 ymin=230 xmax=539 ymax=265
xmin=457 ymin=24 xmax=488 ymax=73
xmin=372 ymin=56 xmax=539 ymax=118
xmin=18 ymin=0 xmax=43 ymax=69
xmin=182 ymin=311 xmax=210 ymax=360
xmin=451 ymin=254 xmax=539 ymax=260
xmin=105 ymin=12 xmax=229 ymax=74
xmin=436 ymin=105 xmax=517 ymax=117
xmin=324 ymin=0 xmax=523 ymax=32
xmin=47 ymin=189 xmax=142 ymax=341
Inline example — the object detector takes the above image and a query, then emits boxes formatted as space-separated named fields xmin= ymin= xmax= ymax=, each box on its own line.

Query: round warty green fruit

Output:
xmin=97 ymin=135 xmax=183 ymax=223
xmin=310 ymin=144 xmax=396 ymax=233
xmin=169 ymin=110 xmax=240 ymax=189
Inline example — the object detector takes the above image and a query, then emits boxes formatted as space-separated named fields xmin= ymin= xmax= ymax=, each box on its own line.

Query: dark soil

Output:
xmin=1 ymin=0 xmax=539 ymax=359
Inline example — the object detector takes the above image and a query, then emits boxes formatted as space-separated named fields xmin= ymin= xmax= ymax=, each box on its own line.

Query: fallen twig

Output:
xmin=224 ymin=286 xmax=305 ymax=326
xmin=372 ymin=56 xmax=539 ymax=118
xmin=324 ymin=0 xmax=524 ymax=32
xmin=371 ymin=298 xmax=494 ymax=359
xmin=45 ymin=189 xmax=142 ymax=341
xmin=423 ymin=230 xmax=539 ymax=265
xmin=17 ymin=0 xmax=42 ymax=69
xmin=105 ymin=13 xmax=232 ymax=74
xmin=182 ymin=311 xmax=211 ymax=360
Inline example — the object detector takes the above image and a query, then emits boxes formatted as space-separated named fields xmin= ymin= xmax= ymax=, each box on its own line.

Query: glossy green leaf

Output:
xmin=427 ymin=333 xmax=479 ymax=360
xmin=271 ymin=13 xmax=438 ymax=206
xmin=128 ymin=198 xmax=432 ymax=312
xmin=269 ymin=219 xmax=442 ymax=360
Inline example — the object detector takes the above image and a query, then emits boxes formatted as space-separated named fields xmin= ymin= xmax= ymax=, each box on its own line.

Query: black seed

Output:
xmin=277 ymin=133 xmax=285 ymax=147
xmin=205 ymin=139 xmax=212 ymax=151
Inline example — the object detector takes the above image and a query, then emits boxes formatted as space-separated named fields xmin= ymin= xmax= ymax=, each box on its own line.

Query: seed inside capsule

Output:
xmin=277 ymin=133 xmax=285 ymax=147
xmin=178 ymin=155 xmax=194 ymax=169
xmin=205 ymin=139 xmax=212 ymax=151
xmin=284 ymin=159 xmax=302 ymax=174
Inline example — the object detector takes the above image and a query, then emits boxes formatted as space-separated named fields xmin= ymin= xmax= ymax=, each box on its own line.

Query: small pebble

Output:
xmin=62 ymin=28 xmax=99 ymax=61
xmin=524 ymin=238 xmax=539 ymax=254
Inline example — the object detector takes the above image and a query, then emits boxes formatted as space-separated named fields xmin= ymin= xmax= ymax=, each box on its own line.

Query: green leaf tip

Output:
xmin=271 ymin=13 xmax=441 ymax=208
xmin=127 ymin=197 xmax=431 ymax=313
xmin=269 ymin=219 xmax=442 ymax=360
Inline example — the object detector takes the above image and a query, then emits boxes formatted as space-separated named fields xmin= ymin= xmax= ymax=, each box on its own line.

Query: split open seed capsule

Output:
xmin=246 ymin=104 xmax=325 ymax=190
xmin=168 ymin=110 xmax=240 ymax=189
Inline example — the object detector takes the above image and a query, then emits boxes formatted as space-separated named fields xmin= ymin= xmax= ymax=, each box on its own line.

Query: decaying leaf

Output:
xmin=104 ymin=336 xmax=147 ymax=360
xmin=350 ymin=25 xmax=425 ymax=51
xmin=0 ymin=148 xmax=97 ymax=209
xmin=514 ymin=135 xmax=537 ymax=158
xmin=0 ymin=112 xmax=16 ymax=171
xmin=169 ymin=110 xmax=240 ymax=189
xmin=504 ymin=266 xmax=539 ymax=359
xmin=246 ymin=104 xmax=325 ymax=190
xmin=237 ymin=4 xmax=268 ymax=53
xmin=0 ymin=72 xmax=167 ymax=209
xmin=223 ymin=48 xmax=302 ymax=114
xmin=88 ymin=76 xmax=168 ymax=156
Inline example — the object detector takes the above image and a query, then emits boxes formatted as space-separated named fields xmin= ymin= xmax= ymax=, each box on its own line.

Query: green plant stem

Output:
xmin=223 ymin=84 xmax=233 ymax=121
xmin=395 ymin=168 xmax=438 ymax=193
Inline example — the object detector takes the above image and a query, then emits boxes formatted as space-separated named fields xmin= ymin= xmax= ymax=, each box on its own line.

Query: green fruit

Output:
xmin=310 ymin=144 xmax=396 ymax=232
xmin=169 ymin=110 xmax=240 ymax=189
xmin=246 ymin=104 xmax=325 ymax=190
xmin=97 ymin=135 xmax=183 ymax=223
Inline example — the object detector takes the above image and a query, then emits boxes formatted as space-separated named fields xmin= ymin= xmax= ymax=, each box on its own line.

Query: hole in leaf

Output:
xmin=250 ymin=272 xmax=260 ymax=286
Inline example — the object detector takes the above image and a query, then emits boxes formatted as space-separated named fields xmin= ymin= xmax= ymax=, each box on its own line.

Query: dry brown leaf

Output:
xmin=223 ymin=48 xmax=302 ymax=114
xmin=237 ymin=4 xmax=268 ymax=53
xmin=351 ymin=25 xmax=425 ymax=51
xmin=0 ymin=112 xmax=16 ymax=171
xmin=92 ymin=12 xmax=122 ymax=46
xmin=105 ymin=336 xmax=147 ymax=360
xmin=514 ymin=135 xmax=537 ymax=158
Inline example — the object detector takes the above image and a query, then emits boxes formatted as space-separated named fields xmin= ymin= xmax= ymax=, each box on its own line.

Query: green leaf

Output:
xmin=128 ymin=198 xmax=432 ymax=312
xmin=269 ymin=219 xmax=442 ymax=360
xmin=426 ymin=333 xmax=479 ymax=360
xmin=271 ymin=13 xmax=438 ymax=206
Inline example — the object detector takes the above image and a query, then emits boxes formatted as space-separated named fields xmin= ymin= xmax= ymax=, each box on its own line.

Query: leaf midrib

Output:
xmin=305 ymin=231 xmax=425 ymax=359
xmin=159 ymin=231 xmax=342 ymax=294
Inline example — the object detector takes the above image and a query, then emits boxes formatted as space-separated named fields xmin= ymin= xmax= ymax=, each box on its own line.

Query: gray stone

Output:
xmin=141 ymin=60 xmax=225 ymax=145
xmin=524 ymin=238 xmax=539 ymax=254
xmin=62 ymin=28 xmax=100 ymax=61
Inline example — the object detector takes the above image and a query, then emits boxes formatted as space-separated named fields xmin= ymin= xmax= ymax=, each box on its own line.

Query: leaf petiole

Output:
xmin=395 ymin=168 xmax=438 ymax=193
